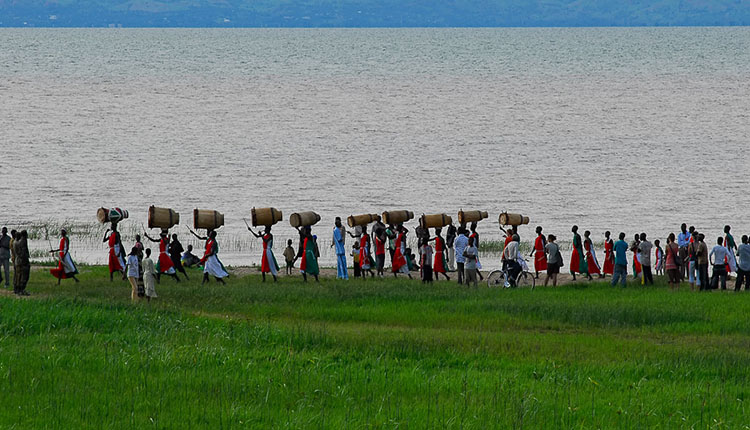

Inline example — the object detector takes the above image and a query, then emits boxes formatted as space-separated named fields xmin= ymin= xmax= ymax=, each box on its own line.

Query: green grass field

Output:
xmin=1 ymin=266 xmax=749 ymax=429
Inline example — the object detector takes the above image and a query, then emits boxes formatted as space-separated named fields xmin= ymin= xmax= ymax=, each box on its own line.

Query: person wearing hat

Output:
xmin=50 ymin=228 xmax=79 ymax=285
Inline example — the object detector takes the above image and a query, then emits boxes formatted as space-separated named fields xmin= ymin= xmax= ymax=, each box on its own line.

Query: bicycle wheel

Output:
xmin=516 ymin=271 xmax=536 ymax=290
xmin=487 ymin=270 xmax=506 ymax=288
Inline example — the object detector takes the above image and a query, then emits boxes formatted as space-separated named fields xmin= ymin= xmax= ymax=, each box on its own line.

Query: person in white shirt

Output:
xmin=709 ymin=236 xmax=730 ymax=290
xmin=453 ymin=228 xmax=469 ymax=285
xmin=463 ymin=237 xmax=478 ymax=287
xmin=142 ymin=248 xmax=157 ymax=301
xmin=124 ymin=247 xmax=141 ymax=301
xmin=503 ymin=234 xmax=522 ymax=286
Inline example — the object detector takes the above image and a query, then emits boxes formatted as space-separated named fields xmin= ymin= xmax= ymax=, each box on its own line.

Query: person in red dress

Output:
xmin=103 ymin=224 xmax=126 ymax=281
xmin=430 ymin=227 xmax=450 ymax=281
xmin=247 ymin=225 xmax=279 ymax=282
xmin=530 ymin=226 xmax=547 ymax=279
xmin=50 ymin=229 xmax=79 ymax=285
xmin=144 ymin=230 xmax=180 ymax=283
xmin=602 ymin=231 xmax=615 ymax=277
xmin=584 ymin=230 xmax=600 ymax=279
xmin=359 ymin=225 xmax=375 ymax=278
xmin=392 ymin=226 xmax=412 ymax=279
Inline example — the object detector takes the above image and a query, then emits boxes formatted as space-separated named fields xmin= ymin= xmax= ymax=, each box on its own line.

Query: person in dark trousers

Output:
xmin=638 ymin=233 xmax=654 ymax=285
xmin=696 ymin=234 xmax=710 ymax=291
xmin=709 ymin=236 xmax=730 ymax=290
xmin=169 ymin=234 xmax=189 ymax=280
xmin=0 ymin=227 xmax=11 ymax=288
xmin=735 ymin=235 xmax=750 ymax=292
xmin=13 ymin=230 xmax=30 ymax=296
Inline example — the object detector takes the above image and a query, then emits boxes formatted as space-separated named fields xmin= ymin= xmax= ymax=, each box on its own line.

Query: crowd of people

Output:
xmin=2 ymin=219 xmax=748 ymax=299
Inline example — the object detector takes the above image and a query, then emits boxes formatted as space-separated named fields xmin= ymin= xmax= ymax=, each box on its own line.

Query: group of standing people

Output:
xmin=0 ymin=227 xmax=31 ymax=296
xmin=526 ymin=223 xmax=750 ymax=291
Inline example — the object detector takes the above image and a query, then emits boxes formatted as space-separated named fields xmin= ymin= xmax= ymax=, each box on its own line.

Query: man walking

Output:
xmin=611 ymin=232 xmax=629 ymax=288
xmin=0 ymin=227 xmax=11 ymax=288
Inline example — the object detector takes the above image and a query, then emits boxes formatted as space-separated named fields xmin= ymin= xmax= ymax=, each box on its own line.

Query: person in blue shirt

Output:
xmin=332 ymin=217 xmax=348 ymax=280
xmin=611 ymin=232 xmax=629 ymax=287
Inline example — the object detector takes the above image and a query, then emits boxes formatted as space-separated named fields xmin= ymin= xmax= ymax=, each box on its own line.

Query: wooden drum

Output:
xmin=148 ymin=206 xmax=180 ymax=230
xmin=251 ymin=207 xmax=283 ymax=227
xmin=290 ymin=211 xmax=321 ymax=228
xmin=193 ymin=209 xmax=224 ymax=230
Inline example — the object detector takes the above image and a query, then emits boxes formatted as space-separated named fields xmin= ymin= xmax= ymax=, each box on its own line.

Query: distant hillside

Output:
xmin=1 ymin=0 xmax=749 ymax=27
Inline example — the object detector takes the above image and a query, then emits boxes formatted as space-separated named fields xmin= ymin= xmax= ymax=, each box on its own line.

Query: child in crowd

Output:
xmin=283 ymin=239 xmax=296 ymax=275
xmin=420 ymin=240 xmax=433 ymax=283
xmin=463 ymin=236 xmax=479 ymax=287
xmin=351 ymin=242 xmax=361 ymax=278
xmin=654 ymin=239 xmax=665 ymax=276
xmin=125 ymin=246 xmax=141 ymax=301
xmin=143 ymin=248 xmax=157 ymax=302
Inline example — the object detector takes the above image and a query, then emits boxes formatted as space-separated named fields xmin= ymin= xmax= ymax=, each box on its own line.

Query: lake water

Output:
xmin=1 ymin=28 xmax=749 ymax=266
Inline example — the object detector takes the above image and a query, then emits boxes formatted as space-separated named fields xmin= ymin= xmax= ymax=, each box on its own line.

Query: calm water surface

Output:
xmin=1 ymin=28 xmax=748 ymax=265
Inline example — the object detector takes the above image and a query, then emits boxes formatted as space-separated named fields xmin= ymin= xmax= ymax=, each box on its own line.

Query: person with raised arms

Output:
xmin=248 ymin=224 xmax=279 ymax=282
xmin=145 ymin=230 xmax=181 ymax=283
xmin=103 ymin=224 xmax=126 ymax=281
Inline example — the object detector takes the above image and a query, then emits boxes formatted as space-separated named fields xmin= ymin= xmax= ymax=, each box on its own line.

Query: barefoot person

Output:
xmin=583 ymin=230 xmax=600 ymax=280
xmin=125 ymin=247 xmax=142 ymax=301
xmin=531 ymin=226 xmax=547 ymax=279
xmin=544 ymin=234 xmax=561 ymax=287
xmin=13 ymin=231 xmax=30 ymax=296
xmin=430 ymin=227 xmax=450 ymax=281
xmin=331 ymin=217 xmax=348 ymax=280
xmin=200 ymin=230 xmax=228 ymax=285
xmin=602 ymin=231 xmax=614 ymax=278
xmin=142 ymin=248 xmax=157 ymax=302
xmin=248 ymin=225 xmax=279 ymax=282
xmin=103 ymin=224 xmax=126 ymax=281
xmin=170 ymin=234 xmax=189 ymax=280
xmin=469 ymin=222 xmax=484 ymax=281
xmin=392 ymin=226 xmax=412 ymax=279
xmin=570 ymin=225 xmax=588 ymax=281
xmin=664 ymin=233 xmax=681 ymax=290
xmin=144 ymin=231 xmax=180 ymax=283
xmin=49 ymin=229 xmax=79 ymax=285
xmin=296 ymin=226 xmax=319 ymax=282
xmin=359 ymin=225 xmax=375 ymax=278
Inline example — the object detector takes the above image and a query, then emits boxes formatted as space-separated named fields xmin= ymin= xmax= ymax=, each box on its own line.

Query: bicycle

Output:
xmin=487 ymin=259 xmax=536 ymax=289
